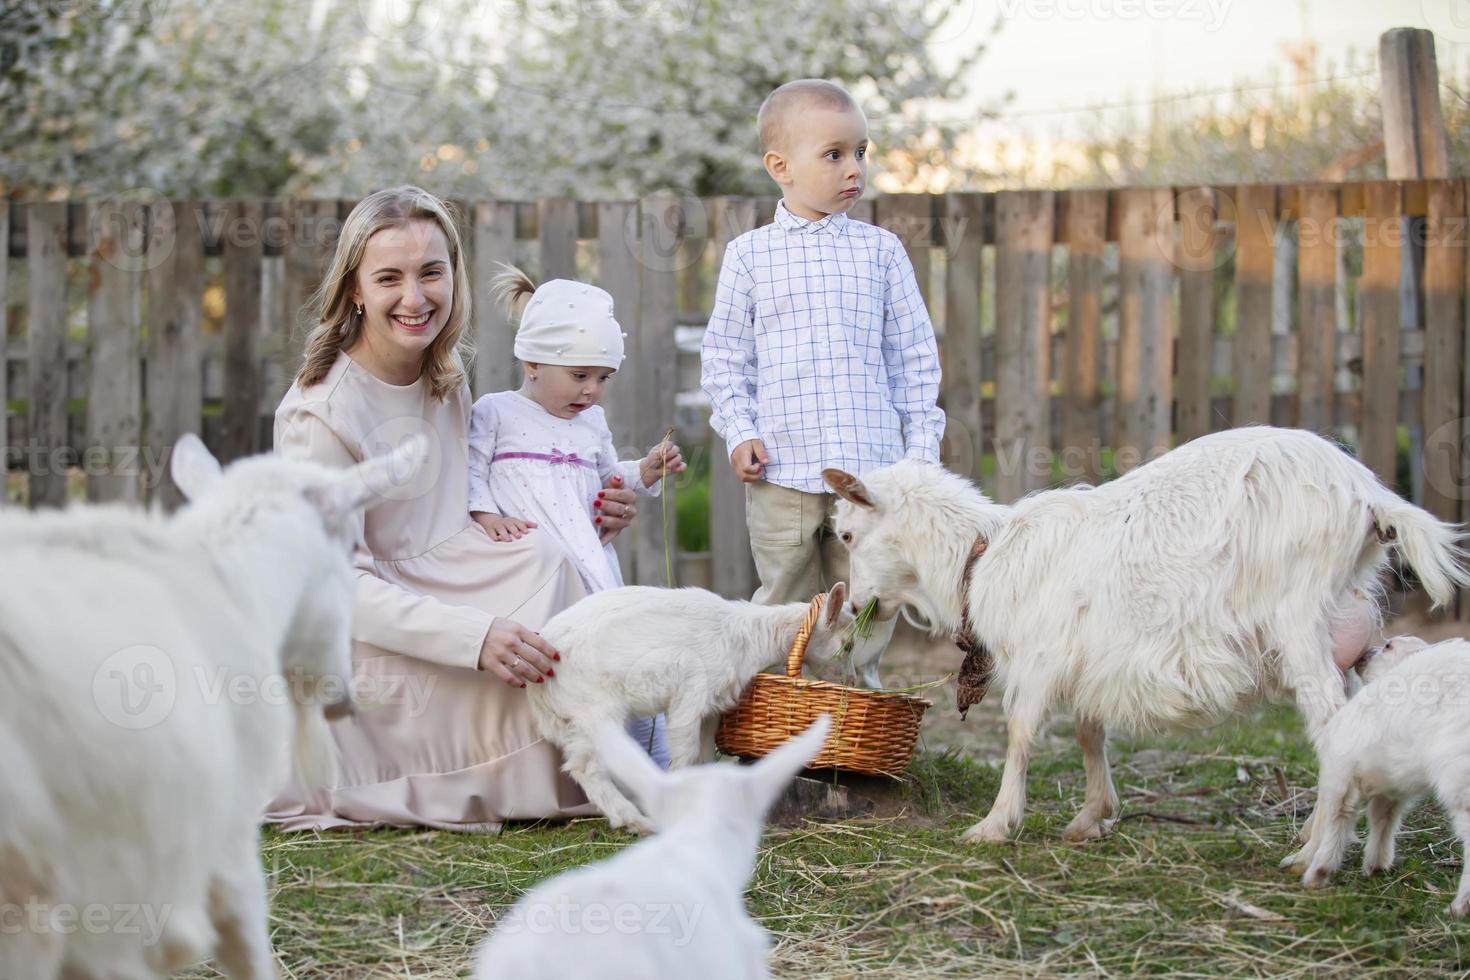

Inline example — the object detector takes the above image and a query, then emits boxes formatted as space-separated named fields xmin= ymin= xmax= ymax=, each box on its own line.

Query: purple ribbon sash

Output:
xmin=491 ymin=449 xmax=596 ymax=470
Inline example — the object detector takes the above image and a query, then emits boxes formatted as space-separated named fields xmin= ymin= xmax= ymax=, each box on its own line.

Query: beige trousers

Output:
xmin=745 ymin=480 xmax=895 ymax=687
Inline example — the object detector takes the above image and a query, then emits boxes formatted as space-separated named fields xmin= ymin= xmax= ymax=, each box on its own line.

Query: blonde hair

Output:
xmin=757 ymin=79 xmax=860 ymax=153
xmin=490 ymin=263 xmax=537 ymax=320
xmin=295 ymin=186 xmax=473 ymax=401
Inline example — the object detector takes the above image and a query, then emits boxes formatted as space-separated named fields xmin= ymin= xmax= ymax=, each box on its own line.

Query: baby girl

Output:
xmin=468 ymin=267 xmax=684 ymax=764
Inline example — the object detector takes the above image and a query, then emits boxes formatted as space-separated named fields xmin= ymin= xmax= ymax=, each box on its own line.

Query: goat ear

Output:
xmin=748 ymin=714 xmax=831 ymax=812
xmin=593 ymin=720 xmax=667 ymax=824
xmin=822 ymin=469 xmax=875 ymax=508
xmin=316 ymin=435 xmax=432 ymax=517
xmin=169 ymin=433 xmax=222 ymax=502
xmin=823 ymin=582 xmax=848 ymax=629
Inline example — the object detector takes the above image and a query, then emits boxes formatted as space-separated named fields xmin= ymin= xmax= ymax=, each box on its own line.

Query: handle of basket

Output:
xmin=784 ymin=594 xmax=826 ymax=678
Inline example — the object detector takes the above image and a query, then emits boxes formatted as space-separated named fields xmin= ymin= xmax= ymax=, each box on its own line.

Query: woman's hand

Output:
xmin=594 ymin=474 xmax=640 ymax=546
xmin=478 ymin=617 xmax=560 ymax=688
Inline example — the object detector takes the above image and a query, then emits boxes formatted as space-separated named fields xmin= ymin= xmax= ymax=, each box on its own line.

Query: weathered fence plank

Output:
xmin=993 ymin=190 xmax=1053 ymax=501
xmin=1360 ymin=181 xmax=1404 ymax=485
xmin=1233 ymin=185 xmax=1276 ymax=427
xmin=85 ymin=198 xmax=144 ymax=503
xmin=145 ymin=200 xmax=205 ymax=510
xmin=0 ymin=203 xmax=8 ymax=505
xmin=943 ymin=192 xmax=985 ymax=482
xmin=634 ymin=193 xmax=681 ymax=586
xmin=1420 ymin=179 xmax=1465 ymax=525
xmin=1297 ymin=185 xmax=1340 ymax=434
xmin=1176 ymin=187 xmax=1217 ymax=444
xmin=539 ymin=197 xmax=578 ymax=281
xmin=28 ymin=202 xmax=69 ymax=509
xmin=219 ymin=200 xmax=264 ymax=463
xmin=708 ymin=197 xmax=760 ymax=600
xmin=596 ymin=200 xmax=642 ymax=581
xmin=1116 ymin=187 xmax=1174 ymax=467
xmin=1061 ymin=189 xmax=1106 ymax=479
xmin=472 ymin=201 xmax=518 ymax=399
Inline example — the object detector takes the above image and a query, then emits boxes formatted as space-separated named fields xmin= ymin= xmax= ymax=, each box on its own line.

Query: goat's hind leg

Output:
xmin=561 ymin=725 xmax=655 ymax=834
xmin=1361 ymin=794 xmax=1408 ymax=875
xmin=1063 ymin=715 xmax=1119 ymax=842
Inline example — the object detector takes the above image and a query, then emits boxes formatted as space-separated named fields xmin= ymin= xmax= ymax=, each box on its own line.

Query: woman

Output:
xmin=267 ymin=186 xmax=644 ymax=830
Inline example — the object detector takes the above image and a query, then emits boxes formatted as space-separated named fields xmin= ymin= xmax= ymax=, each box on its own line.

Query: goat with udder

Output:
xmin=529 ymin=583 xmax=851 ymax=833
xmin=1285 ymin=635 xmax=1470 ymax=917
xmin=0 ymin=433 xmax=426 ymax=979
xmin=824 ymin=426 xmax=1469 ymax=845
xmin=473 ymin=715 xmax=831 ymax=980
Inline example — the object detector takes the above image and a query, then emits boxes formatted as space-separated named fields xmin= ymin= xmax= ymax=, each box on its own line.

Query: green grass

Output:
xmin=189 ymin=706 xmax=1470 ymax=978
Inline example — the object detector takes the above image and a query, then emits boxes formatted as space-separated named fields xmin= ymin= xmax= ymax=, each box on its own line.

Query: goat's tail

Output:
xmin=291 ymin=701 xmax=340 ymax=800
xmin=1372 ymin=499 xmax=1470 ymax=608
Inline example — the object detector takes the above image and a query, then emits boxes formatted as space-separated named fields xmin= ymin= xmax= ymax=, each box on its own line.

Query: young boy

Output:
xmin=699 ymin=79 xmax=944 ymax=688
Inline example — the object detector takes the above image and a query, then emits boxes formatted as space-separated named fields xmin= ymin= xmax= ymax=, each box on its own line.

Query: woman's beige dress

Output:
xmin=266 ymin=352 xmax=596 ymax=831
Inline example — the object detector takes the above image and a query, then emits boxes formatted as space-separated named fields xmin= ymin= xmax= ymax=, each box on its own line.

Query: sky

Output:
xmin=933 ymin=0 xmax=1458 ymax=137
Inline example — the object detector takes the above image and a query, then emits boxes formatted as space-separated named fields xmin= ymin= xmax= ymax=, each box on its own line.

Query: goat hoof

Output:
xmin=1278 ymin=850 xmax=1307 ymax=872
xmin=960 ymin=819 xmax=1012 ymax=844
xmin=1302 ymin=866 xmax=1333 ymax=889
xmin=1448 ymin=898 xmax=1470 ymax=919
xmin=1062 ymin=819 xmax=1107 ymax=843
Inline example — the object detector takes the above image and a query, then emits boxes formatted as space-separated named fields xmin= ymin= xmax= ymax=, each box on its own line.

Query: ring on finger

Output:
xmin=511 ymin=655 xmax=522 ymax=670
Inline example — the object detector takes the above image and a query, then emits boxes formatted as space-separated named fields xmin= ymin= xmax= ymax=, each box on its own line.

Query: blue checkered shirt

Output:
xmin=700 ymin=200 xmax=945 ymax=493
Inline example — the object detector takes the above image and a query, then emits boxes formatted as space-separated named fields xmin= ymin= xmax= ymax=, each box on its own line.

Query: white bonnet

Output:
xmin=513 ymin=279 xmax=626 ymax=369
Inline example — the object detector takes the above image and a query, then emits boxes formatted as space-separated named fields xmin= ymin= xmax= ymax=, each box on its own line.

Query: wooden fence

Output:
xmin=3 ymin=183 xmax=1468 ymax=600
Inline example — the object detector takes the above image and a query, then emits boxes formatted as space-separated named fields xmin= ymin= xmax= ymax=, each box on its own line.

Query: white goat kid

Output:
xmin=0 ymin=433 xmax=425 ymax=979
xmin=824 ymin=426 xmax=1468 ymax=845
xmin=473 ymin=716 xmax=831 ymax=980
xmin=1286 ymin=636 xmax=1470 ymax=917
xmin=531 ymin=583 xmax=850 ymax=833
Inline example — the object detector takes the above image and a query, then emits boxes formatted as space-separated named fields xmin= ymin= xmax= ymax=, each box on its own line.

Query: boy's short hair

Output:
xmin=757 ymin=79 xmax=860 ymax=153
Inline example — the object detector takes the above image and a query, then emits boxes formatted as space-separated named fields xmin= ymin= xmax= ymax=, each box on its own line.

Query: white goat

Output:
xmin=1285 ymin=635 xmax=1470 ymax=916
xmin=824 ymin=426 xmax=1469 ymax=844
xmin=0 ymin=432 xmax=425 ymax=979
xmin=531 ymin=583 xmax=850 ymax=833
xmin=473 ymin=715 xmax=831 ymax=980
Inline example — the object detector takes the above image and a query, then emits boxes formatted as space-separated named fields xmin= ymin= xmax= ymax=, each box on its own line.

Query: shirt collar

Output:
xmin=774 ymin=199 xmax=848 ymax=236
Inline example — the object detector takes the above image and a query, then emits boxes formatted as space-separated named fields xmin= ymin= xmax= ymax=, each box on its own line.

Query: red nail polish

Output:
xmin=553 ymin=653 xmax=561 ymax=661
xmin=546 ymin=668 xmax=554 ymax=677
xmin=520 ymin=682 xmax=527 ymax=688
xmin=537 ymin=676 xmax=545 ymax=683
xmin=593 ymin=499 xmax=602 ymax=508
xmin=595 ymin=516 xmax=602 ymax=524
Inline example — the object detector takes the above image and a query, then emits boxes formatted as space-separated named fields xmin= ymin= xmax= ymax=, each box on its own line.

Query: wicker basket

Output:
xmin=715 ymin=594 xmax=931 ymax=777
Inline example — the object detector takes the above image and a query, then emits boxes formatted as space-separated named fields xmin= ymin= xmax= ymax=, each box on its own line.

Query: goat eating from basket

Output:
xmin=529 ymin=583 xmax=852 ymax=833
xmin=824 ymin=426 xmax=1469 ymax=845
